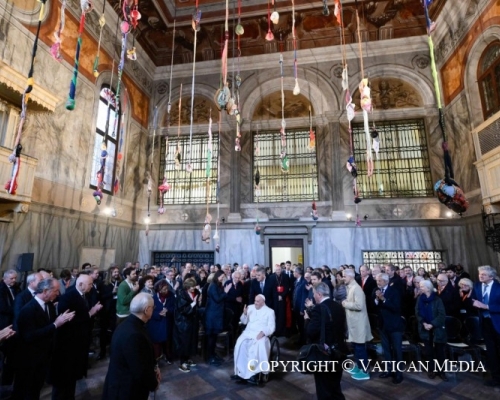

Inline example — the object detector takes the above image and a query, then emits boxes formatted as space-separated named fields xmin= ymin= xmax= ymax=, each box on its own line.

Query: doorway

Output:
xmin=269 ymin=238 xmax=304 ymax=270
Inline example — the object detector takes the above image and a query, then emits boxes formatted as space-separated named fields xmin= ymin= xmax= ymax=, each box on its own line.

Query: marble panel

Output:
xmin=138 ymin=216 xmax=498 ymax=275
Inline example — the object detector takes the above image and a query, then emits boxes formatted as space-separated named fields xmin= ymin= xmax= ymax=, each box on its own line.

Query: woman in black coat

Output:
xmin=147 ymin=280 xmax=175 ymax=361
xmin=416 ymin=280 xmax=448 ymax=381
xmin=173 ymin=278 xmax=200 ymax=373
xmin=204 ymin=270 xmax=232 ymax=366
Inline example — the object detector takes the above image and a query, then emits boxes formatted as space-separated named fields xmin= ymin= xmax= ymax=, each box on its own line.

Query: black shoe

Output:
xmin=231 ymin=374 xmax=243 ymax=381
xmin=379 ymin=372 xmax=393 ymax=379
xmin=392 ymin=375 xmax=403 ymax=384
xmin=427 ymin=372 xmax=436 ymax=380
xmin=438 ymin=373 xmax=449 ymax=382
xmin=96 ymin=353 xmax=106 ymax=361
xmin=247 ymin=375 xmax=260 ymax=386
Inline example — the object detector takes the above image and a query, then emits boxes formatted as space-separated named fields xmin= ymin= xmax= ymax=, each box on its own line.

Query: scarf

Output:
xmin=418 ymin=291 xmax=436 ymax=324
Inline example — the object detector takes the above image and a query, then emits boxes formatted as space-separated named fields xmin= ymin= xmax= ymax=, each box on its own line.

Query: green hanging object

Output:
xmin=281 ymin=155 xmax=289 ymax=173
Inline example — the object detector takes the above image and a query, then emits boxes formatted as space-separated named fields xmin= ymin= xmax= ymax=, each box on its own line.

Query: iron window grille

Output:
xmin=253 ymin=128 xmax=319 ymax=202
xmin=352 ymin=119 xmax=433 ymax=198
xmin=478 ymin=41 xmax=500 ymax=120
xmin=152 ymin=251 xmax=214 ymax=270
xmin=90 ymin=86 xmax=120 ymax=194
xmin=362 ymin=250 xmax=445 ymax=272
xmin=158 ymin=135 xmax=219 ymax=205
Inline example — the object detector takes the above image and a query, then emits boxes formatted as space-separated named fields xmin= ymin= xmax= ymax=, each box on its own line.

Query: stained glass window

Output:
xmin=90 ymin=87 xmax=120 ymax=193
xmin=362 ymin=250 xmax=445 ymax=272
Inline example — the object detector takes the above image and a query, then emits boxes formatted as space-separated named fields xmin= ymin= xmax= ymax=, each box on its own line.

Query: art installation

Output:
xmin=50 ymin=0 xmax=66 ymax=62
xmin=92 ymin=0 xmax=106 ymax=77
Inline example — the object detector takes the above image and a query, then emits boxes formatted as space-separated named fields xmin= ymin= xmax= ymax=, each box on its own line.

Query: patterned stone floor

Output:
xmin=39 ymin=337 xmax=500 ymax=400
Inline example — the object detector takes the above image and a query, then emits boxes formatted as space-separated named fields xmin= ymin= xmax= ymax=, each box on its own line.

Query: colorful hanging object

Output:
xmin=311 ymin=201 xmax=319 ymax=221
xmin=334 ymin=0 xmax=342 ymax=25
xmin=322 ymin=0 xmax=330 ymax=16
xmin=187 ymin=2 xmax=201 ymax=174
xmin=50 ymin=0 xmax=66 ymax=62
xmin=292 ymin=0 xmax=300 ymax=95
xmin=421 ymin=1 xmax=468 ymax=214
xmin=279 ymin=43 xmax=289 ymax=173
xmin=308 ymin=105 xmax=315 ymax=150
xmin=265 ymin=0 xmax=274 ymax=41
xmin=92 ymin=0 xmax=106 ymax=77
xmin=66 ymin=0 xmax=94 ymax=110
xmin=215 ymin=0 xmax=231 ymax=112
xmin=147 ymin=107 xmax=158 ymax=220
xmin=93 ymin=142 xmax=107 ymax=205
xmin=5 ymin=0 xmax=47 ymax=194
xmin=232 ymin=0 xmax=243 ymax=152
xmin=113 ymin=87 xmax=127 ymax=196
xmin=271 ymin=0 xmax=279 ymax=25
xmin=175 ymin=84 xmax=183 ymax=170
xmin=202 ymin=112 xmax=213 ymax=243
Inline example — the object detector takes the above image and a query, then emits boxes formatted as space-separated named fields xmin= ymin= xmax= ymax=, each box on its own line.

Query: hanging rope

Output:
xmin=50 ymin=0 xmax=66 ymax=62
xmin=233 ymin=0 xmax=243 ymax=151
xmin=213 ymin=112 xmax=222 ymax=253
xmin=187 ymin=2 xmax=201 ymax=173
xmin=422 ymin=1 xmax=468 ymax=214
xmin=254 ymin=127 xmax=261 ymax=234
xmin=292 ymin=0 xmax=300 ymax=95
xmin=66 ymin=0 xmax=94 ymax=110
xmin=5 ymin=0 xmax=47 ymax=195
xmin=113 ymin=87 xmax=128 ymax=197
xmin=158 ymin=19 xmax=177 ymax=214
xmin=279 ymin=38 xmax=289 ymax=175
xmin=146 ymin=107 xmax=158 ymax=220
xmin=202 ymin=111 xmax=213 ymax=243
xmin=174 ymin=84 xmax=183 ymax=170
xmin=215 ymin=0 xmax=231 ymax=111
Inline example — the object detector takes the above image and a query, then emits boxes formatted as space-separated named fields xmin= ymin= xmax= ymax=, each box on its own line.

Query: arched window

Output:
xmin=478 ymin=41 xmax=500 ymax=120
xmin=90 ymin=86 xmax=120 ymax=193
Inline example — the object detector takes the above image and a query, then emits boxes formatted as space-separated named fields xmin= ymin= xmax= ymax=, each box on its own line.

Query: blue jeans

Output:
xmin=352 ymin=342 xmax=369 ymax=372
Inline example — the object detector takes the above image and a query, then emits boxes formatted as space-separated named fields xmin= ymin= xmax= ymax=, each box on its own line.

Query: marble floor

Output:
xmin=39 ymin=337 xmax=500 ymax=400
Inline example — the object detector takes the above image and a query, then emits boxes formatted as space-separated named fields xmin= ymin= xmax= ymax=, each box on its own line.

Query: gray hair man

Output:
xmin=472 ymin=266 xmax=500 ymax=387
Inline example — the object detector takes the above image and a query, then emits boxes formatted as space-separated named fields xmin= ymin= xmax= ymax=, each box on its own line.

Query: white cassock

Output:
xmin=234 ymin=304 xmax=275 ymax=379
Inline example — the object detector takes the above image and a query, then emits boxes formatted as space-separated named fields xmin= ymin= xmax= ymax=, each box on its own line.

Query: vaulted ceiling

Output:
xmin=110 ymin=0 xmax=447 ymax=66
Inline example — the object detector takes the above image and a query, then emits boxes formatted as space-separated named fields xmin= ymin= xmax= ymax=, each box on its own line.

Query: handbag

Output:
xmin=297 ymin=304 xmax=334 ymax=374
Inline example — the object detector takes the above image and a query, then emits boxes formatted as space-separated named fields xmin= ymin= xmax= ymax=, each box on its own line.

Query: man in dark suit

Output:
xmin=0 ymin=269 xmax=20 ymax=387
xmin=102 ymin=293 xmax=160 ymax=400
xmin=292 ymin=266 xmax=309 ymax=346
xmin=472 ymin=265 xmax=500 ymax=387
xmin=48 ymin=275 xmax=103 ymax=399
xmin=267 ymin=264 xmax=290 ymax=336
xmin=249 ymin=266 xmax=273 ymax=308
xmin=224 ymin=270 xmax=244 ymax=333
xmin=13 ymin=279 xmax=75 ymax=399
xmin=384 ymin=264 xmax=404 ymax=297
xmin=436 ymin=273 xmax=460 ymax=317
xmin=373 ymin=272 xmax=405 ymax=384
xmin=356 ymin=265 xmax=377 ymax=315
xmin=305 ymin=282 xmax=347 ymax=400
xmin=13 ymin=272 xmax=42 ymax=330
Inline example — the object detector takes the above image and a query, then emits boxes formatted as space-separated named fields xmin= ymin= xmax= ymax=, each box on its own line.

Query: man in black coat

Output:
xmin=436 ymin=273 xmax=460 ymax=317
xmin=356 ymin=265 xmax=377 ymax=315
xmin=305 ymin=282 xmax=347 ymax=400
xmin=102 ymin=293 xmax=159 ymax=400
xmin=48 ymin=275 xmax=102 ymax=400
xmin=224 ymin=270 xmax=244 ymax=333
xmin=267 ymin=264 xmax=290 ymax=336
xmin=13 ymin=272 xmax=42 ymax=330
xmin=0 ymin=269 xmax=20 ymax=386
xmin=13 ymin=279 xmax=75 ymax=400
xmin=373 ymin=273 xmax=405 ymax=384
xmin=249 ymin=266 xmax=273 ymax=308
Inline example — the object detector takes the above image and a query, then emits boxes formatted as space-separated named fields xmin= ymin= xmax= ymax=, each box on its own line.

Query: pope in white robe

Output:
xmin=233 ymin=294 xmax=276 ymax=380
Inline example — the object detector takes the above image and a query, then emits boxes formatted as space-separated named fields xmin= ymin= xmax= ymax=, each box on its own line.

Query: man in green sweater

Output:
xmin=116 ymin=266 xmax=139 ymax=326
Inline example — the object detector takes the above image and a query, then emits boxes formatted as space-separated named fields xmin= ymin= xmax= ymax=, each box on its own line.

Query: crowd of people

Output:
xmin=0 ymin=260 xmax=498 ymax=400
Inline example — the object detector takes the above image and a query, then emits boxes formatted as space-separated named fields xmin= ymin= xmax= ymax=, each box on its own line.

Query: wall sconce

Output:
xmin=446 ymin=211 xmax=453 ymax=218
xmin=346 ymin=213 xmax=352 ymax=221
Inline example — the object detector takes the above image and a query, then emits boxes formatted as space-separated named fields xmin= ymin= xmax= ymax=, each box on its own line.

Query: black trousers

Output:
xmin=51 ymin=379 xmax=77 ymax=400
xmin=483 ymin=317 xmax=500 ymax=382
xmin=12 ymin=366 xmax=45 ymax=400
xmin=294 ymin=311 xmax=305 ymax=345
xmin=314 ymin=369 xmax=344 ymax=400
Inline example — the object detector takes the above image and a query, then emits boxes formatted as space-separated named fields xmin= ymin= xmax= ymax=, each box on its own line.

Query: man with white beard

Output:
xmin=231 ymin=294 xmax=275 ymax=385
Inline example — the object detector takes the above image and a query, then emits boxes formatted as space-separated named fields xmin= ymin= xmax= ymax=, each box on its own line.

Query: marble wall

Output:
xmin=138 ymin=216 xmax=498 ymax=277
